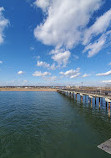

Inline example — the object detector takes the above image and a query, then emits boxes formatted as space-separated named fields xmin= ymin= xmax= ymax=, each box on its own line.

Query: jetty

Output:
xmin=57 ymin=88 xmax=111 ymax=109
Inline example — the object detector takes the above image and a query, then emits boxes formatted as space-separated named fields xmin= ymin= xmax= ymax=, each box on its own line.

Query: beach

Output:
xmin=0 ymin=87 xmax=57 ymax=91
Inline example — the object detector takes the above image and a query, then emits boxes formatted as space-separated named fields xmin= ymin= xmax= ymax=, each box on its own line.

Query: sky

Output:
xmin=0 ymin=0 xmax=111 ymax=86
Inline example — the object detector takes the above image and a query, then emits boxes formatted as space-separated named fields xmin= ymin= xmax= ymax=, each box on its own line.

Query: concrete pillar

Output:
xmin=106 ymin=101 xmax=107 ymax=107
xmin=99 ymin=97 xmax=100 ymax=109
xmin=88 ymin=96 xmax=89 ymax=103
xmin=101 ymin=98 xmax=103 ymax=106
xmin=88 ymin=97 xmax=90 ymax=104
xmin=91 ymin=98 xmax=92 ymax=108
xmin=69 ymin=92 xmax=71 ymax=97
xmin=73 ymin=93 xmax=75 ymax=100
xmin=85 ymin=95 xmax=86 ymax=102
xmin=76 ymin=94 xmax=77 ymax=101
xmin=95 ymin=97 xmax=96 ymax=105
xmin=108 ymin=105 xmax=110 ymax=118
xmin=68 ymin=92 xmax=70 ymax=97
xmin=72 ymin=92 xmax=74 ymax=98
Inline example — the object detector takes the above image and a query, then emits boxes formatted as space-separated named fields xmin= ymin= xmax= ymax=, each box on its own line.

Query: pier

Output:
xmin=57 ymin=89 xmax=111 ymax=110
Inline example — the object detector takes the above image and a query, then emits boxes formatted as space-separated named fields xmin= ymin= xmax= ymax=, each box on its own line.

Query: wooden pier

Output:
xmin=57 ymin=89 xmax=111 ymax=110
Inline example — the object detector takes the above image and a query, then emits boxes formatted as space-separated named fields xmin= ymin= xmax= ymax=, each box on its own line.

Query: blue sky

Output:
xmin=0 ymin=0 xmax=111 ymax=86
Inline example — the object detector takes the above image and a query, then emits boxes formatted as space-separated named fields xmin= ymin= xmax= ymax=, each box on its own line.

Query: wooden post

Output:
xmin=81 ymin=96 xmax=83 ymax=102
xmin=91 ymin=98 xmax=92 ymax=104
xmin=108 ymin=102 xmax=110 ymax=109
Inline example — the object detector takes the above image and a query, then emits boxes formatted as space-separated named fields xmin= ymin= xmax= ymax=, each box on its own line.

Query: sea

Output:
xmin=0 ymin=91 xmax=111 ymax=158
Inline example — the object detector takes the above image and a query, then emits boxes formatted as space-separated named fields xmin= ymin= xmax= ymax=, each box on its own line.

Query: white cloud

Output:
xmin=34 ymin=0 xmax=50 ymax=11
xmin=37 ymin=60 xmax=56 ymax=70
xmin=83 ymin=9 xmax=111 ymax=45
xmin=60 ymin=68 xmax=80 ymax=78
xmin=34 ymin=0 xmax=111 ymax=58
xmin=34 ymin=0 xmax=102 ymax=49
xmin=83 ymin=35 xmax=106 ymax=57
xmin=50 ymin=63 xmax=56 ymax=70
xmin=32 ymin=71 xmax=51 ymax=77
xmin=82 ymin=73 xmax=90 ymax=77
xmin=102 ymin=80 xmax=111 ymax=83
xmin=17 ymin=71 xmax=24 ymax=75
xmin=96 ymin=70 xmax=111 ymax=76
xmin=0 ymin=7 xmax=9 ymax=44
xmin=0 ymin=60 xmax=3 ymax=64
xmin=37 ymin=61 xmax=50 ymax=68
xmin=51 ymin=49 xmax=71 ymax=67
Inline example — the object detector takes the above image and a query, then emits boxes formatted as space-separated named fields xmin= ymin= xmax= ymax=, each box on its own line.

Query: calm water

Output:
xmin=0 ymin=91 xmax=111 ymax=158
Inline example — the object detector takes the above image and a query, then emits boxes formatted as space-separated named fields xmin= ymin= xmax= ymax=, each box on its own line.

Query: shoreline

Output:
xmin=0 ymin=88 xmax=57 ymax=92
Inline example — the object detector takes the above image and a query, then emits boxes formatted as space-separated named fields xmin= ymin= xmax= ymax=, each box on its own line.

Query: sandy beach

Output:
xmin=0 ymin=88 xmax=57 ymax=91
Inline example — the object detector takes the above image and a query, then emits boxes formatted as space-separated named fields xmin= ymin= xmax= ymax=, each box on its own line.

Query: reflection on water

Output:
xmin=108 ymin=107 xmax=110 ymax=118
xmin=0 ymin=91 xmax=111 ymax=158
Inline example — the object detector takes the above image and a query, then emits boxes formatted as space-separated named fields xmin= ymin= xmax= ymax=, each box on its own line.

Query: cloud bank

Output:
xmin=34 ymin=0 xmax=111 ymax=58
xmin=34 ymin=0 xmax=102 ymax=49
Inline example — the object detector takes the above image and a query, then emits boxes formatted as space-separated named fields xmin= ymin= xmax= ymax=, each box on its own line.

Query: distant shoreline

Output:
xmin=0 ymin=88 xmax=57 ymax=92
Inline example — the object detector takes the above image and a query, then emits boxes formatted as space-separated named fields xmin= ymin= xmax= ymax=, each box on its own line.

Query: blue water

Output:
xmin=0 ymin=91 xmax=111 ymax=158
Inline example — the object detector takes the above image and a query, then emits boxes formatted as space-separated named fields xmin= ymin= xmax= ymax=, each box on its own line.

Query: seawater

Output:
xmin=0 ymin=91 xmax=111 ymax=158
